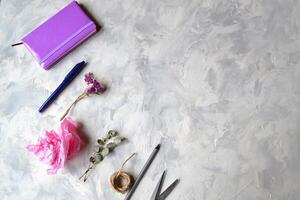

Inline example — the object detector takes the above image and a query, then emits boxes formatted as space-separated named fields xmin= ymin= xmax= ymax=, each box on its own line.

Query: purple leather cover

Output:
xmin=21 ymin=1 xmax=96 ymax=70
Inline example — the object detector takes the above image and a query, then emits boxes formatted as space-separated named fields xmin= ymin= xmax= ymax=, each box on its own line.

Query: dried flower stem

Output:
xmin=60 ymin=92 xmax=88 ymax=121
xmin=79 ymin=163 xmax=95 ymax=182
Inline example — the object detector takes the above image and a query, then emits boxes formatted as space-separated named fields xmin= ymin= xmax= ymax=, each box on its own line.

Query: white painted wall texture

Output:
xmin=0 ymin=0 xmax=300 ymax=199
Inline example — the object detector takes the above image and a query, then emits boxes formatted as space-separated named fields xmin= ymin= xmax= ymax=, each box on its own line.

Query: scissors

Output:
xmin=150 ymin=170 xmax=179 ymax=200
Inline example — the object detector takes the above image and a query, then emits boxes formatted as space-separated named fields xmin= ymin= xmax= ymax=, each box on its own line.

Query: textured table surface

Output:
xmin=1 ymin=0 xmax=300 ymax=199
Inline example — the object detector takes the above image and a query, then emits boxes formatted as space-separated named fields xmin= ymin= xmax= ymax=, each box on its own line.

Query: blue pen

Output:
xmin=38 ymin=61 xmax=86 ymax=113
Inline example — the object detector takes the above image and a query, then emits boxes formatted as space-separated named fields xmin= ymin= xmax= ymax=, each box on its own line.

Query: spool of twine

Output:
xmin=110 ymin=153 xmax=136 ymax=194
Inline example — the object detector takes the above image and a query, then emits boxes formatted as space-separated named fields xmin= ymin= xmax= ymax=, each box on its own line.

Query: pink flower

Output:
xmin=84 ymin=73 xmax=106 ymax=95
xmin=84 ymin=72 xmax=94 ymax=84
xmin=27 ymin=118 xmax=81 ymax=174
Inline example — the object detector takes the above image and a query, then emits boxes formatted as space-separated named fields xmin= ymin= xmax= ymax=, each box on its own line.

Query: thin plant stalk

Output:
xmin=60 ymin=92 xmax=88 ymax=121
xmin=79 ymin=163 xmax=95 ymax=182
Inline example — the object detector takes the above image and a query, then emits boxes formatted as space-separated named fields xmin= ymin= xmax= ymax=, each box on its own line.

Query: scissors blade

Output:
xmin=158 ymin=179 xmax=179 ymax=200
xmin=150 ymin=171 xmax=166 ymax=200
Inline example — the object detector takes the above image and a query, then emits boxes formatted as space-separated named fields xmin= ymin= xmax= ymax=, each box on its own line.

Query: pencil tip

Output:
xmin=155 ymin=144 xmax=161 ymax=150
xmin=163 ymin=170 xmax=167 ymax=175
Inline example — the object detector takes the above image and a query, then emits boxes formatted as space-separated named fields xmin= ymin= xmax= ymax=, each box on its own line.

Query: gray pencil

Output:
xmin=124 ymin=144 xmax=161 ymax=200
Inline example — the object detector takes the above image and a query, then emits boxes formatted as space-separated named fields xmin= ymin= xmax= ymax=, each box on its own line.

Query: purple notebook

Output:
xmin=21 ymin=1 xmax=97 ymax=70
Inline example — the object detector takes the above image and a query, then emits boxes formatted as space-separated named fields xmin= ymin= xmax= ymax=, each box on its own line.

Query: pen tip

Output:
xmin=38 ymin=107 xmax=44 ymax=113
xmin=155 ymin=144 xmax=161 ymax=150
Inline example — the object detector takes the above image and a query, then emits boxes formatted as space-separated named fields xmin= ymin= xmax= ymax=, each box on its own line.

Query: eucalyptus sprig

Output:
xmin=79 ymin=130 xmax=125 ymax=182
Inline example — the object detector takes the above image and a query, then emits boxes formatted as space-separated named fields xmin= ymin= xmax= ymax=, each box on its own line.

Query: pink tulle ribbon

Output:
xmin=27 ymin=118 xmax=81 ymax=174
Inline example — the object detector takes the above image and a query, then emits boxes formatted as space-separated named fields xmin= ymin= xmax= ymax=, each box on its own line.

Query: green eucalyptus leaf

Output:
xmin=89 ymin=156 xmax=96 ymax=163
xmin=93 ymin=153 xmax=103 ymax=164
xmin=97 ymin=139 xmax=105 ymax=145
xmin=108 ymin=130 xmax=118 ymax=138
xmin=106 ymin=142 xmax=119 ymax=149
xmin=101 ymin=147 xmax=110 ymax=156
xmin=94 ymin=145 xmax=104 ymax=153
xmin=112 ymin=136 xmax=123 ymax=144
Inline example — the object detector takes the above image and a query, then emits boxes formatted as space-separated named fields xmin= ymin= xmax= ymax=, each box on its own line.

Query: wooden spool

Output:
xmin=110 ymin=171 xmax=134 ymax=194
